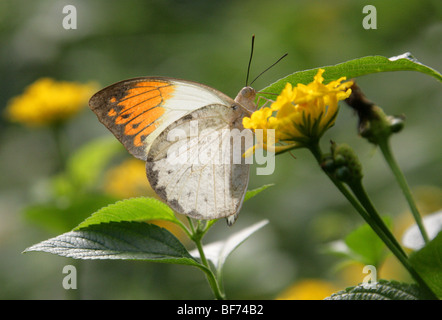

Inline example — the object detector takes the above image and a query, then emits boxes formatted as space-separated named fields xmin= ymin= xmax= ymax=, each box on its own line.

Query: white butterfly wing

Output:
xmin=146 ymin=104 xmax=253 ymax=223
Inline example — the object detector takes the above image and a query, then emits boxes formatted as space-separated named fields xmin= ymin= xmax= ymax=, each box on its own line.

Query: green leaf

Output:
xmin=409 ymin=231 xmax=442 ymax=298
xmin=260 ymin=53 xmax=442 ymax=99
xmin=324 ymin=218 xmax=391 ymax=268
xmin=244 ymin=184 xmax=274 ymax=202
xmin=343 ymin=218 xmax=391 ymax=268
xmin=74 ymin=197 xmax=180 ymax=230
xmin=325 ymin=279 xmax=427 ymax=300
xmin=24 ymin=221 xmax=199 ymax=266
xmin=191 ymin=220 xmax=268 ymax=271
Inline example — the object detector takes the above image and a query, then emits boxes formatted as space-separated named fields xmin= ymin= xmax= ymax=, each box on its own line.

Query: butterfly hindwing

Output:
xmin=145 ymin=104 xmax=252 ymax=221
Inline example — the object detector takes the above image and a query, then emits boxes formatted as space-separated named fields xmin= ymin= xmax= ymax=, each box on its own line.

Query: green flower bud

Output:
xmin=321 ymin=155 xmax=336 ymax=173
xmin=345 ymin=82 xmax=406 ymax=145
xmin=329 ymin=143 xmax=363 ymax=184
xmin=388 ymin=115 xmax=405 ymax=133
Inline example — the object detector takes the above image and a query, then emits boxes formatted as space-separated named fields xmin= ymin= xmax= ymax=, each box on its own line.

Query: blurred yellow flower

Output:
xmin=5 ymin=78 xmax=97 ymax=127
xmin=243 ymin=69 xmax=353 ymax=154
xmin=104 ymin=158 xmax=155 ymax=199
xmin=276 ymin=279 xmax=339 ymax=300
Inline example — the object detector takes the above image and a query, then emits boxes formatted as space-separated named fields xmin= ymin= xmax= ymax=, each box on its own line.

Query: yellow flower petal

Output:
xmin=244 ymin=69 xmax=353 ymax=154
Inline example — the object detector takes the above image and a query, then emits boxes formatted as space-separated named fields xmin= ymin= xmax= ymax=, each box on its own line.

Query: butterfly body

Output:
xmin=90 ymin=77 xmax=256 ymax=225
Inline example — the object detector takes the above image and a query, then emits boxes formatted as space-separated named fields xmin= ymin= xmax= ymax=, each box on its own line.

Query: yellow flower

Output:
xmin=103 ymin=158 xmax=156 ymax=199
xmin=276 ymin=279 xmax=339 ymax=300
xmin=242 ymin=107 xmax=277 ymax=157
xmin=243 ymin=69 xmax=353 ymax=154
xmin=5 ymin=78 xmax=97 ymax=127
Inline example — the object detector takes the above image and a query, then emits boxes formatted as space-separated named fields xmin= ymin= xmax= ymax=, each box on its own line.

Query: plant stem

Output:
xmin=307 ymin=143 xmax=438 ymax=299
xmin=378 ymin=140 xmax=430 ymax=243
xmin=174 ymin=219 xmax=193 ymax=239
xmin=189 ymin=218 xmax=225 ymax=300
xmin=348 ymin=180 xmax=437 ymax=299
xmin=195 ymin=235 xmax=210 ymax=269
xmin=194 ymin=237 xmax=225 ymax=300
xmin=349 ymin=180 xmax=407 ymax=259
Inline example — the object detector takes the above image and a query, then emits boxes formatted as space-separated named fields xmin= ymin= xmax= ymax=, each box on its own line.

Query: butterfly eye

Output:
xmin=241 ymin=87 xmax=255 ymax=98
xmin=232 ymin=104 xmax=239 ymax=110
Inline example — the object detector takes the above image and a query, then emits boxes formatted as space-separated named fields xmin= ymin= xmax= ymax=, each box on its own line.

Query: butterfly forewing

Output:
xmin=89 ymin=77 xmax=233 ymax=160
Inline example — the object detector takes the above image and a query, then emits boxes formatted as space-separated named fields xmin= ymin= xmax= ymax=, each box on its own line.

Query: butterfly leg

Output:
xmin=256 ymin=95 xmax=275 ymax=110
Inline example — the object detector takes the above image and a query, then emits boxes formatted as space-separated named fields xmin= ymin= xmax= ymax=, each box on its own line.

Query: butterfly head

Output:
xmin=235 ymin=86 xmax=257 ymax=113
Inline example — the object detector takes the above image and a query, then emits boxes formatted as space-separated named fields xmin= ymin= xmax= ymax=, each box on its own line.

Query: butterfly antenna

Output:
xmin=245 ymin=35 xmax=255 ymax=87
xmin=250 ymin=53 xmax=288 ymax=86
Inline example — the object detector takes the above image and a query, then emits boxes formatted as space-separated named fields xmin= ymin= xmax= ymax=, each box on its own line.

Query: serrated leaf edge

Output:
xmin=74 ymin=197 xmax=177 ymax=230
xmin=325 ymin=280 xmax=424 ymax=300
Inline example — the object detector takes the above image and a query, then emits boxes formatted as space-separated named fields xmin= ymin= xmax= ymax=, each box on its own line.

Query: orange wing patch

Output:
xmin=108 ymin=81 xmax=174 ymax=147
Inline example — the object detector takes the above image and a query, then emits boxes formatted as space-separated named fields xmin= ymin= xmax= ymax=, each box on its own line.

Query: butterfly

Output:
xmin=89 ymin=77 xmax=257 ymax=226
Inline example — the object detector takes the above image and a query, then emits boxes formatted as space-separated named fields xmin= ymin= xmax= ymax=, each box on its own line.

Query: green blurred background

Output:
xmin=0 ymin=0 xmax=441 ymax=299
